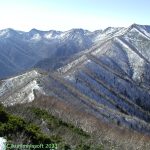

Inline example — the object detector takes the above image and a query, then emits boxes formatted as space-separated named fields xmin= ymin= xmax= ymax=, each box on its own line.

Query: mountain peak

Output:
xmin=129 ymin=23 xmax=140 ymax=29
xmin=0 ymin=28 xmax=18 ymax=38
xmin=68 ymin=28 xmax=90 ymax=35
xmin=29 ymin=28 xmax=40 ymax=33
xmin=128 ymin=23 xmax=150 ymax=30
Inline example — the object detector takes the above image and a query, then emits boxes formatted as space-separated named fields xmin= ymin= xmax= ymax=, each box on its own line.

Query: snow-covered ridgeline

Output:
xmin=2 ymin=80 xmax=43 ymax=106
xmin=115 ymin=38 xmax=145 ymax=81
xmin=130 ymin=27 xmax=150 ymax=40
xmin=0 ymin=70 xmax=41 ymax=97
xmin=132 ymin=25 xmax=150 ymax=39
xmin=0 ymin=70 xmax=45 ymax=106
xmin=57 ymin=55 xmax=87 ymax=74
xmin=93 ymin=27 xmax=127 ymax=42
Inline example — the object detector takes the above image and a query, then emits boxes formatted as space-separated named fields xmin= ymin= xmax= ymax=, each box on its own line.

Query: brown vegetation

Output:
xmin=8 ymin=94 xmax=150 ymax=150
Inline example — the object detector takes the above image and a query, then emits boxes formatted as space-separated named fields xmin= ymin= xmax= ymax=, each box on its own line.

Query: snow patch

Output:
xmin=31 ymin=33 xmax=41 ymax=41
xmin=0 ymin=30 xmax=10 ymax=38
xmin=0 ymin=137 xmax=6 ymax=150
xmin=44 ymin=33 xmax=53 ymax=39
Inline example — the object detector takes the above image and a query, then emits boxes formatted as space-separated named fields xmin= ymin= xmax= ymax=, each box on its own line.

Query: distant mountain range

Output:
xmin=0 ymin=25 xmax=128 ymax=78
xmin=0 ymin=24 xmax=150 ymax=149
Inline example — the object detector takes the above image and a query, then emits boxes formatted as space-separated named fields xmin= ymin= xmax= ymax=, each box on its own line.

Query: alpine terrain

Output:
xmin=0 ymin=24 xmax=150 ymax=149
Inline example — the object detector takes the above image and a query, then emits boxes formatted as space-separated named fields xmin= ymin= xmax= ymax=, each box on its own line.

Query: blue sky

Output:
xmin=0 ymin=0 xmax=149 ymax=31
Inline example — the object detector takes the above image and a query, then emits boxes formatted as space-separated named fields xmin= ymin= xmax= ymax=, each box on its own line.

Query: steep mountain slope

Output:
xmin=1 ymin=70 xmax=150 ymax=150
xmin=0 ymin=24 xmax=150 ymax=149
xmin=48 ymin=24 xmax=150 ymax=133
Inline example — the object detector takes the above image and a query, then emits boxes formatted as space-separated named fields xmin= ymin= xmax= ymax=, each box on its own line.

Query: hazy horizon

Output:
xmin=0 ymin=0 xmax=150 ymax=31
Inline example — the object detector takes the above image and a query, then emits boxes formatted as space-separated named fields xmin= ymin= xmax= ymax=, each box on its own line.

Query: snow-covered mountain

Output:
xmin=0 ymin=28 xmax=92 ymax=78
xmin=0 ymin=70 xmax=46 ymax=106
xmin=50 ymin=24 xmax=150 ymax=133
xmin=0 ymin=26 xmax=127 ymax=78
xmin=0 ymin=24 xmax=150 ymax=134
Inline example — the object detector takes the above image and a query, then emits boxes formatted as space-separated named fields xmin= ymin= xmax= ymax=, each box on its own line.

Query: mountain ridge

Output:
xmin=1 ymin=23 xmax=148 ymax=78
xmin=1 ymin=23 xmax=150 ymax=149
